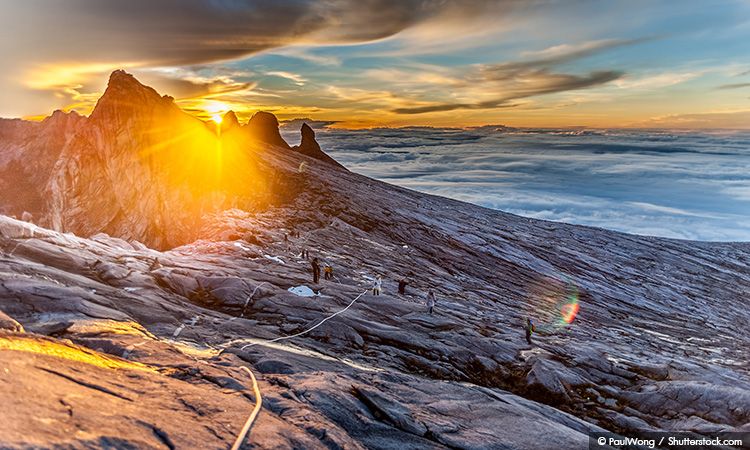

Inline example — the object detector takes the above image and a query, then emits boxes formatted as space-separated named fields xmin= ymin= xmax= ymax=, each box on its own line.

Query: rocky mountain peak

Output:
xmin=221 ymin=110 xmax=240 ymax=131
xmin=244 ymin=111 xmax=290 ymax=149
xmin=292 ymin=122 xmax=345 ymax=169
xmin=0 ymin=71 xmax=346 ymax=248
xmin=42 ymin=109 xmax=83 ymax=129
xmin=89 ymin=70 xmax=171 ymax=124
xmin=0 ymin=68 xmax=748 ymax=450
xmin=300 ymin=122 xmax=316 ymax=140
xmin=104 ymin=70 xmax=161 ymax=101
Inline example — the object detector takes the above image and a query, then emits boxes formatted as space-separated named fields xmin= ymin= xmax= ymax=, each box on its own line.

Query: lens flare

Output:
xmin=524 ymin=276 xmax=580 ymax=332
xmin=559 ymin=290 xmax=580 ymax=324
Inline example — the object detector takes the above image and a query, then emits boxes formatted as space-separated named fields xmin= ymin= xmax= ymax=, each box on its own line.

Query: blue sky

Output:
xmin=1 ymin=1 xmax=749 ymax=128
xmin=0 ymin=1 xmax=748 ymax=240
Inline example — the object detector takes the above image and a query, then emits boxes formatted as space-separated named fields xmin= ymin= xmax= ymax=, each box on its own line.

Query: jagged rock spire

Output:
xmin=292 ymin=123 xmax=345 ymax=169
xmin=89 ymin=70 xmax=173 ymax=124
xmin=221 ymin=110 xmax=240 ymax=132
xmin=244 ymin=111 xmax=290 ymax=149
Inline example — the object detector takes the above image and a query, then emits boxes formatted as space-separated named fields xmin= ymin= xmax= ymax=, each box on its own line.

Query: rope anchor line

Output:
xmin=230 ymin=366 xmax=263 ymax=450
xmin=227 ymin=288 xmax=368 ymax=448
xmin=239 ymin=289 xmax=369 ymax=351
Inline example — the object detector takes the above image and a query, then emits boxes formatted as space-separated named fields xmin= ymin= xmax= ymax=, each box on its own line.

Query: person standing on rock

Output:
xmin=149 ymin=258 xmax=162 ymax=271
xmin=427 ymin=290 xmax=436 ymax=314
xmin=398 ymin=279 xmax=407 ymax=295
xmin=373 ymin=276 xmax=382 ymax=295
xmin=524 ymin=318 xmax=536 ymax=345
xmin=324 ymin=265 xmax=333 ymax=280
xmin=311 ymin=257 xmax=321 ymax=284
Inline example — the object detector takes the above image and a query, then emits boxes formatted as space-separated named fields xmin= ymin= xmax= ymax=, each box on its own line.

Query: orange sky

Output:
xmin=2 ymin=1 xmax=750 ymax=129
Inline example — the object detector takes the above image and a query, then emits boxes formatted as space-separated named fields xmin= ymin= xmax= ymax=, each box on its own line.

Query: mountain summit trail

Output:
xmin=0 ymin=72 xmax=749 ymax=449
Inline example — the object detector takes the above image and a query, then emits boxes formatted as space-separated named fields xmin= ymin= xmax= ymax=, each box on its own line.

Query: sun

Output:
xmin=200 ymin=100 xmax=230 ymax=124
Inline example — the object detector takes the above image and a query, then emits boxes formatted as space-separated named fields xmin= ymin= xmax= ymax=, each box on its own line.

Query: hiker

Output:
xmin=301 ymin=248 xmax=309 ymax=259
xmin=311 ymin=257 xmax=321 ymax=284
xmin=524 ymin=318 xmax=536 ymax=345
xmin=149 ymin=258 xmax=162 ymax=271
xmin=427 ymin=290 xmax=436 ymax=314
xmin=372 ymin=276 xmax=382 ymax=295
xmin=324 ymin=265 xmax=333 ymax=280
xmin=398 ymin=279 xmax=407 ymax=295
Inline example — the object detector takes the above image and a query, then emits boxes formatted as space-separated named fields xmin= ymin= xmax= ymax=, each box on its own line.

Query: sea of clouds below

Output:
xmin=281 ymin=125 xmax=750 ymax=242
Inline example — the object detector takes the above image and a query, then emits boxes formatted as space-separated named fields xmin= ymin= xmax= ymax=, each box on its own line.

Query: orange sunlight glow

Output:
xmin=0 ymin=334 xmax=155 ymax=372
xmin=129 ymin=103 xmax=275 ymax=229
xmin=202 ymin=100 xmax=229 ymax=120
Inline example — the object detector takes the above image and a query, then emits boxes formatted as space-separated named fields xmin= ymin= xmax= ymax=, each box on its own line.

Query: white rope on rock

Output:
xmin=239 ymin=282 xmax=267 ymax=318
xmin=230 ymin=366 xmax=263 ymax=450
xmin=217 ymin=288 xmax=368 ymax=352
xmin=238 ymin=288 xmax=369 ymax=351
xmin=224 ymin=283 xmax=370 ymax=449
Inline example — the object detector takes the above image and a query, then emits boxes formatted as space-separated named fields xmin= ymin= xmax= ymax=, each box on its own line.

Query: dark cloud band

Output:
xmin=0 ymin=0 xmax=511 ymax=66
xmin=393 ymin=70 xmax=624 ymax=114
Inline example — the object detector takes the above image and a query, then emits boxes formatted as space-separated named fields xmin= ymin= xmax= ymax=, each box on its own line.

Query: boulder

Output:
xmin=0 ymin=311 xmax=24 ymax=332
xmin=622 ymin=381 xmax=750 ymax=427
xmin=525 ymin=358 xmax=588 ymax=403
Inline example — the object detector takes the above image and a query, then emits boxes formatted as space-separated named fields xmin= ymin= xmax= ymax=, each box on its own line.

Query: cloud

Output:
xmin=266 ymin=71 xmax=307 ymax=86
xmin=135 ymin=70 xmax=256 ymax=99
xmin=626 ymin=202 xmax=722 ymax=219
xmin=393 ymin=101 xmax=521 ymax=114
xmin=633 ymin=110 xmax=750 ymax=129
xmin=312 ymin=126 xmax=750 ymax=241
xmin=392 ymin=70 xmax=623 ymax=114
xmin=13 ymin=5 xmax=486 ymax=64
xmin=613 ymin=71 xmax=702 ymax=89
xmin=518 ymin=38 xmax=649 ymax=64
xmin=722 ymin=186 xmax=750 ymax=201
xmin=5 ymin=1 xmax=486 ymax=66
xmin=0 ymin=0 xmax=520 ymax=116
xmin=386 ymin=37 xmax=645 ymax=114
xmin=717 ymin=82 xmax=750 ymax=90
xmin=280 ymin=117 xmax=338 ymax=130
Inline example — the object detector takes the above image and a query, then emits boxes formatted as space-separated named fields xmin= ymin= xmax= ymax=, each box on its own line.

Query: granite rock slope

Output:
xmin=0 ymin=71 xmax=748 ymax=449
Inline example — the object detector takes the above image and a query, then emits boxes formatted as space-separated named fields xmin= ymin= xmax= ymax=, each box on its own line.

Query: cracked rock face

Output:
xmin=0 ymin=71 xmax=339 ymax=250
xmin=1 ymin=71 xmax=749 ymax=449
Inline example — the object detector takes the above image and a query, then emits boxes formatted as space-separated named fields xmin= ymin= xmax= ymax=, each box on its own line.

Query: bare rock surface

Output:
xmin=0 ymin=71 xmax=339 ymax=250
xmin=291 ymin=123 xmax=345 ymax=169
xmin=1 ymin=166 xmax=748 ymax=448
xmin=0 ymin=72 xmax=749 ymax=449
xmin=0 ymin=110 xmax=83 ymax=219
